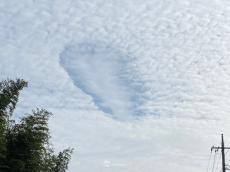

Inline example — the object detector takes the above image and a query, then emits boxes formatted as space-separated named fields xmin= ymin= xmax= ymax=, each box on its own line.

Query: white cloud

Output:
xmin=1 ymin=0 xmax=230 ymax=172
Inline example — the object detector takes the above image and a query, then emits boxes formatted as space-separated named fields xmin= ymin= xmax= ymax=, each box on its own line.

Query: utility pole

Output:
xmin=211 ymin=134 xmax=230 ymax=172
xmin=222 ymin=134 xmax=226 ymax=172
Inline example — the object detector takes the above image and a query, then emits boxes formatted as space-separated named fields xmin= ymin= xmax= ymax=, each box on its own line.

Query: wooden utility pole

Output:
xmin=211 ymin=134 xmax=230 ymax=172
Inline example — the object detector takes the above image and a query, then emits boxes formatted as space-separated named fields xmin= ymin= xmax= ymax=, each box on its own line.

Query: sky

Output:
xmin=1 ymin=0 xmax=230 ymax=171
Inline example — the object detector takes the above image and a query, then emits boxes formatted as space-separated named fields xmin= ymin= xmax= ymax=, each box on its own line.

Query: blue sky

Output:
xmin=1 ymin=0 xmax=230 ymax=171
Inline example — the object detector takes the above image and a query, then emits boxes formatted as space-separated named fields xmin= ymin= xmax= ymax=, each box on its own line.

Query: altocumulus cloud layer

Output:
xmin=1 ymin=0 xmax=230 ymax=172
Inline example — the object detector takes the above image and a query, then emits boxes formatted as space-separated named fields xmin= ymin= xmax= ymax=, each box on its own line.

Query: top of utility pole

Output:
xmin=211 ymin=134 xmax=230 ymax=172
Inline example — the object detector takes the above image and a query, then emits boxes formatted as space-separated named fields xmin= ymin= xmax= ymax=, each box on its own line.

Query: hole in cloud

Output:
xmin=59 ymin=41 xmax=142 ymax=120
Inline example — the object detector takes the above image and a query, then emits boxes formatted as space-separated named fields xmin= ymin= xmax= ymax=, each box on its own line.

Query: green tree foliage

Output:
xmin=0 ymin=79 xmax=27 ymax=170
xmin=0 ymin=79 xmax=73 ymax=172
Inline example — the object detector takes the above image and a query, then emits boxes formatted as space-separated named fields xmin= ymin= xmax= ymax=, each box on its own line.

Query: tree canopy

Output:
xmin=0 ymin=79 xmax=73 ymax=172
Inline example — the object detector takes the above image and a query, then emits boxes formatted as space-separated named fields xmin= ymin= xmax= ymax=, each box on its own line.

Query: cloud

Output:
xmin=2 ymin=0 xmax=230 ymax=172
xmin=59 ymin=42 xmax=141 ymax=120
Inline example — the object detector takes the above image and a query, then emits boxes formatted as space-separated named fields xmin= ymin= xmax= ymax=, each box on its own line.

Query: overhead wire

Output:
xmin=225 ymin=149 xmax=230 ymax=171
xmin=214 ymin=151 xmax=221 ymax=172
xmin=212 ymin=150 xmax=217 ymax=172
xmin=207 ymin=150 xmax=213 ymax=172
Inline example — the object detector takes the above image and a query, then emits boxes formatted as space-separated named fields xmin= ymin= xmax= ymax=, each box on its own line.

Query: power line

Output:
xmin=225 ymin=150 xmax=230 ymax=171
xmin=215 ymin=152 xmax=221 ymax=172
xmin=211 ymin=134 xmax=230 ymax=172
xmin=207 ymin=151 xmax=213 ymax=172
xmin=212 ymin=150 xmax=217 ymax=172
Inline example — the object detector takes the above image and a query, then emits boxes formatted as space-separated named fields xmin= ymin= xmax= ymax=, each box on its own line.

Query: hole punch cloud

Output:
xmin=60 ymin=42 xmax=140 ymax=120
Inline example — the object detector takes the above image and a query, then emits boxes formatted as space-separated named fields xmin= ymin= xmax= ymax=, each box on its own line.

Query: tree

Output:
xmin=0 ymin=79 xmax=73 ymax=172
xmin=0 ymin=79 xmax=28 ymax=171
